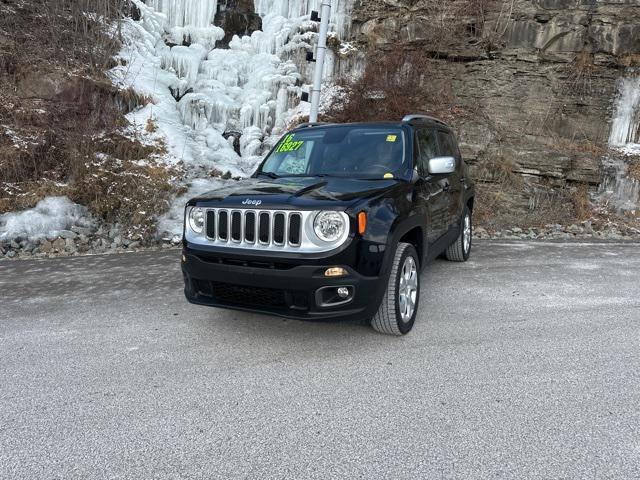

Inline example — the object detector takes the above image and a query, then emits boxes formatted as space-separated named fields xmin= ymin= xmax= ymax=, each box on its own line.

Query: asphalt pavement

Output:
xmin=1 ymin=241 xmax=639 ymax=479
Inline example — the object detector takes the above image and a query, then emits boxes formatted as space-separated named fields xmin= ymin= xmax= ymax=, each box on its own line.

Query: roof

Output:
xmin=292 ymin=115 xmax=450 ymax=132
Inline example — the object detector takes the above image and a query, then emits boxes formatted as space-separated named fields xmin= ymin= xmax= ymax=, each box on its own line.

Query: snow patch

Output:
xmin=156 ymin=178 xmax=227 ymax=238
xmin=0 ymin=197 xmax=94 ymax=241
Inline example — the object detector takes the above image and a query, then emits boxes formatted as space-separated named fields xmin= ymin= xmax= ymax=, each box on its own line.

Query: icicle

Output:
xmin=609 ymin=76 xmax=640 ymax=146
xmin=598 ymin=72 xmax=640 ymax=213
xmin=161 ymin=44 xmax=207 ymax=86
xmin=149 ymin=0 xmax=223 ymax=47
xmin=149 ymin=0 xmax=218 ymax=29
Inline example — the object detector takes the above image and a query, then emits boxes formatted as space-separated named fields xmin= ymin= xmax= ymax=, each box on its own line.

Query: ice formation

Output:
xmin=148 ymin=0 xmax=224 ymax=46
xmin=609 ymin=75 xmax=640 ymax=148
xmin=599 ymin=73 xmax=640 ymax=212
xmin=108 ymin=0 xmax=357 ymax=236
xmin=0 ymin=197 xmax=93 ymax=241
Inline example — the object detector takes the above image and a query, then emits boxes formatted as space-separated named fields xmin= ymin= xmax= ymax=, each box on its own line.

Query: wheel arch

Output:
xmin=382 ymin=215 xmax=427 ymax=276
xmin=466 ymin=194 xmax=475 ymax=213
xmin=399 ymin=226 xmax=425 ymax=266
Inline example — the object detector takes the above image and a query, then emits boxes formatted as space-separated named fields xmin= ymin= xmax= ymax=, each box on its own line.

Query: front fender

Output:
xmin=350 ymin=188 xmax=427 ymax=279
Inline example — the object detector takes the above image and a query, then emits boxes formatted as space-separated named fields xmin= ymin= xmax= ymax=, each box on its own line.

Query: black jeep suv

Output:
xmin=182 ymin=115 xmax=474 ymax=335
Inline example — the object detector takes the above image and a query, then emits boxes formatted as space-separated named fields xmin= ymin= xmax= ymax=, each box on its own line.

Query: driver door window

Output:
xmin=436 ymin=131 xmax=459 ymax=164
xmin=415 ymin=129 xmax=438 ymax=176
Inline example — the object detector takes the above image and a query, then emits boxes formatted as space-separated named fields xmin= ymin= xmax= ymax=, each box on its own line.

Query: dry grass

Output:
xmin=2 ymin=132 xmax=176 ymax=239
xmin=565 ymin=50 xmax=600 ymax=98
xmin=629 ymin=160 xmax=640 ymax=182
xmin=72 ymin=151 xmax=178 ymax=239
xmin=617 ymin=54 xmax=640 ymax=68
xmin=471 ymin=157 xmax=593 ymax=228
xmin=551 ymin=137 xmax=606 ymax=157
xmin=570 ymin=183 xmax=593 ymax=221
xmin=472 ymin=156 xmax=524 ymax=227
xmin=145 ymin=118 xmax=158 ymax=133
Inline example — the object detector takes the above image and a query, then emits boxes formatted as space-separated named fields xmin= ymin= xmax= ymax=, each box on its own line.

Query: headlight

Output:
xmin=188 ymin=207 xmax=205 ymax=234
xmin=314 ymin=211 xmax=346 ymax=242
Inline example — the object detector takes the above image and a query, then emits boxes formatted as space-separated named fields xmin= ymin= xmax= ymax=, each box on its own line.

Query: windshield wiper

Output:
xmin=258 ymin=171 xmax=281 ymax=179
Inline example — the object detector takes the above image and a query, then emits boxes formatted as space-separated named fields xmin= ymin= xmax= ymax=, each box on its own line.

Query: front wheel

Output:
xmin=445 ymin=206 xmax=472 ymax=262
xmin=371 ymin=242 xmax=420 ymax=336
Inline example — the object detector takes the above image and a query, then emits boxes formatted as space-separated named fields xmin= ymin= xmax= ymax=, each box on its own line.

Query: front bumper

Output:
xmin=182 ymin=250 xmax=384 ymax=322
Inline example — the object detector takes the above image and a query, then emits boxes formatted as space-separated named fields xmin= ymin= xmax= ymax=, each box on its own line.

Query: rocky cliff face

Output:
xmin=215 ymin=0 xmax=262 ymax=47
xmin=348 ymin=0 xmax=640 ymax=223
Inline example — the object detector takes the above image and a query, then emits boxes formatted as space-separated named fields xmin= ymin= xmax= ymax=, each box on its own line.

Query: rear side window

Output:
xmin=415 ymin=129 xmax=438 ymax=176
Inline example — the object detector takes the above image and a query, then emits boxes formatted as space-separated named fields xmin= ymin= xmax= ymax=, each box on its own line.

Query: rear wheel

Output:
xmin=445 ymin=206 xmax=472 ymax=262
xmin=371 ymin=242 xmax=420 ymax=336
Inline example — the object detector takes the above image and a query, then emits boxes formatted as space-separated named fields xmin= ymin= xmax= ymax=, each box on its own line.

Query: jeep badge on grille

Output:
xmin=242 ymin=199 xmax=262 ymax=206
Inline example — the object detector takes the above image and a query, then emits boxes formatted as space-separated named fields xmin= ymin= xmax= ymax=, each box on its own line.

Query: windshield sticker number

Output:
xmin=386 ymin=135 xmax=397 ymax=142
xmin=277 ymin=134 xmax=305 ymax=153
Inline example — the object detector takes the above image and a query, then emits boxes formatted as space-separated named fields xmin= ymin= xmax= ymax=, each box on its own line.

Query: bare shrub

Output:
xmin=396 ymin=0 xmax=496 ymax=54
xmin=0 ymin=79 xmax=141 ymax=186
xmin=0 ymin=0 xmax=128 ymax=74
xmin=323 ymin=46 xmax=458 ymax=123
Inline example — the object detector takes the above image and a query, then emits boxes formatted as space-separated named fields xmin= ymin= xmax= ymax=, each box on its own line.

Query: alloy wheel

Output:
xmin=398 ymin=256 xmax=418 ymax=322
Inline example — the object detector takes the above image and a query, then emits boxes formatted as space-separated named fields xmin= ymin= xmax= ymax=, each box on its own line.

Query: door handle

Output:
xmin=443 ymin=184 xmax=451 ymax=192
xmin=460 ymin=177 xmax=466 ymax=183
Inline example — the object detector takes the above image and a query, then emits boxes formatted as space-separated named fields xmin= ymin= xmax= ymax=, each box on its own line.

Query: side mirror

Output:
xmin=428 ymin=156 xmax=456 ymax=175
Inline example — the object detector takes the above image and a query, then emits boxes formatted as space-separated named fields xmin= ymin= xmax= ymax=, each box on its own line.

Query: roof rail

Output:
xmin=402 ymin=114 xmax=449 ymax=127
xmin=295 ymin=122 xmax=328 ymax=129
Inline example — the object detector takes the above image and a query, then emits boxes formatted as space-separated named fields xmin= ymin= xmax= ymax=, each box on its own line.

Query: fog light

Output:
xmin=316 ymin=285 xmax=355 ymax=308
xmin=325 ymin=267 xmax=347 ymax=277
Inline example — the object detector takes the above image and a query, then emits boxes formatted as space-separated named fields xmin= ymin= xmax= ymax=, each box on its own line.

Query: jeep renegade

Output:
xmin=182 ymin=115 xmax=475 ymax=335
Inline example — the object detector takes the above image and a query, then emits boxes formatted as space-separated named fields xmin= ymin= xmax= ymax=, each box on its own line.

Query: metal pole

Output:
xmin=309 ymin=0 xmax=331 ymax=123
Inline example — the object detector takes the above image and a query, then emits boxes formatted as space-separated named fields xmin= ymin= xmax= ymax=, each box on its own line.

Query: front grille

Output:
xmin=195 ymin=280 xmax=287 ymax=307
xmin=213 ymin=282 xmax=287 ymax=307
xmin=188 ymin=208 xmax=350 ymax=254
xmin=206 ymin=209 xmax=303 ymax=248
xmin=195 ymin=252 xmax=297 ymax=270
xmin=193 ymin=280 xmax=309 ymax=310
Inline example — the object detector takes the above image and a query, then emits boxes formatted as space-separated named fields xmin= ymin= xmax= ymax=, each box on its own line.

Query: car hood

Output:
xmin=189 ymin=176 xmax=402 ymax=209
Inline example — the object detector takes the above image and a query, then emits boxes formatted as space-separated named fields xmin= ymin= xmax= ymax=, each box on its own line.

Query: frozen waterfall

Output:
xmin=599 ymin=73 xmax=640 ymax=213
xmin=110 ymin=0 xmax=357 ymax=236
xmin=609 ymin=76 xmax=640 ymax=147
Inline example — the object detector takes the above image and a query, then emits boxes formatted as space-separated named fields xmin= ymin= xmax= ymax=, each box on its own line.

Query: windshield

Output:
xmin=258 ymin=126 xmax=407 ymax=180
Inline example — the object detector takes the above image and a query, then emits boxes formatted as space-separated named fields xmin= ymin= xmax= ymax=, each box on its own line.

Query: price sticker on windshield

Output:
xmin=386 ymin=135 xmax=397 ymax=142
xmin=277 ymin=134 xmax=305 ymax=153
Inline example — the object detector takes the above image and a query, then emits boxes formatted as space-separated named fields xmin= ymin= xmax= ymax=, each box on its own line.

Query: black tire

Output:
xmin=445 ymin=206 xmax=472 ymax=262
xmin=371 ymin=242 xmax=420 ymax=336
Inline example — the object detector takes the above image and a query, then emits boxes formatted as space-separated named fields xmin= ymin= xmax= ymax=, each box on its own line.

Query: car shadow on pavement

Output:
xmin=191 ymin=260 xmax=451 ymax=348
